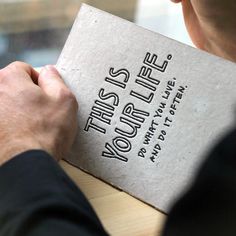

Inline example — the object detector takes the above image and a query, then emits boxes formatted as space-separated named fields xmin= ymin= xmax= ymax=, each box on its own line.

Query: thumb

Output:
xmin=38 ymin=65 xmax=68 ymax=98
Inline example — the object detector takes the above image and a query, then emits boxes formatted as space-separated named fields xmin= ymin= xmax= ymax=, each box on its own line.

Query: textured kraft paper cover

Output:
xmin=56 ymin=4 xmax=236 ymax=212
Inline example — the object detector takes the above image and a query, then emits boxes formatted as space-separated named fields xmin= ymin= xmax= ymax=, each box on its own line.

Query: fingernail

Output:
xmin=45 ymin=65 xmax=60 ymax=75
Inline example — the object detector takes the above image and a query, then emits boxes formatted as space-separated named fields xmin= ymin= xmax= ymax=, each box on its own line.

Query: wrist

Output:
xmin=0 ymin=139 xmax=44 ymax=166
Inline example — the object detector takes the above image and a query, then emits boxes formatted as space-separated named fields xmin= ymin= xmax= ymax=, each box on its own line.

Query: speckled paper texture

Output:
xmin=56 ymin=4 xmax=236 ymax=212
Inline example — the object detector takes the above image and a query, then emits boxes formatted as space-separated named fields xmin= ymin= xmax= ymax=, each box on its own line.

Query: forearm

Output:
xmin=0 ymin=150 xmax=108 ymax=236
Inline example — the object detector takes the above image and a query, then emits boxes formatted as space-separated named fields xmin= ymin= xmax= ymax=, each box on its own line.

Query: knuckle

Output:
xmin=8 ymin=61 xmax=31 ymax=72
xmin=0 ymin=61 xmax=28 ymax=83
xmin=58 ymin=87 xmax=71 ymax=99
xmin=9 ymin=61 xmax=27 ymax=68
xmin=58 ymin=88 xmax=78 ymax=107
xmin=0 ymin=68 xmax=7 ymax=77
xmin=0 ymin=67 xmax=10 ymax=82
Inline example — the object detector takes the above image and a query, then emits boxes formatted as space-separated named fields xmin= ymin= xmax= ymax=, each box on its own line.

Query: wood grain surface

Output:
xmin=60 ymin=160 xmax=166 ymax=236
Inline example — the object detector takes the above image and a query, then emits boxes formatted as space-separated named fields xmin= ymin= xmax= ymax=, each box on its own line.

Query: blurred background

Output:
xmin=0 ymin=0 xmax=192 ymax=68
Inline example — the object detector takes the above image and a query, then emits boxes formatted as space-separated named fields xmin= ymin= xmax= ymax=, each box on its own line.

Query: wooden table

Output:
xmin=60 ymin=160 xmax=166 ymax=236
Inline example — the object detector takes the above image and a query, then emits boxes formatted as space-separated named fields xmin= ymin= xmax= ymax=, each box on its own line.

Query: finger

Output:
xmin=38 ymin=65 xmax=69 ymax=98
xmin=6 ymin=61 xmax=39 ymax=84
xmin=171 ymin=0 xmax=182 ymax=3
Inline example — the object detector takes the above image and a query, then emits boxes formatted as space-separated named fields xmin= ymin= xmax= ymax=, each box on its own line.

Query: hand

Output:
xmin=171 ymin=0 xmax=236 ymax=62
xmin=0 ymin=62 xmax=78 ymax=165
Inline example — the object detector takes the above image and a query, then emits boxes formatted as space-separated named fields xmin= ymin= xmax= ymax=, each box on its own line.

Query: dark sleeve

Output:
xmin=162 ymin=129 xmax=236 ymax=236
xmin=0 ymin=150 xmax=108 ymax=236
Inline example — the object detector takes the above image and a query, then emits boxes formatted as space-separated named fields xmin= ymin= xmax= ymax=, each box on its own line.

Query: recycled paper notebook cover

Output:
xmin=56 ymin=4 xmax=236 ymax=212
